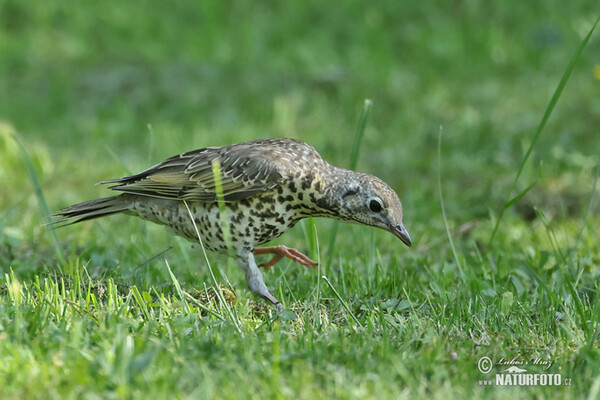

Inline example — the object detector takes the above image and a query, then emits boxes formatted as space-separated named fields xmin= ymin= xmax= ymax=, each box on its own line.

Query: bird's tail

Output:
xmin=46 ymin=195 xmax=130 ymax=227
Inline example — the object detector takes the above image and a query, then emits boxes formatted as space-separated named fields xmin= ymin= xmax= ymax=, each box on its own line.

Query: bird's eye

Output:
xmin=368 ymin=198 xmax=383 ymax=213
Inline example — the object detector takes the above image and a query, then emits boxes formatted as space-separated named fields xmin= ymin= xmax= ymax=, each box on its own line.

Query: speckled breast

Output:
xmin=128 ymin=181 xmax=308 ymax=254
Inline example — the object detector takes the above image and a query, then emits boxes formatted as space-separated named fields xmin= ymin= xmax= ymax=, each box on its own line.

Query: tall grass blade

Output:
xmin=326 ymin=99 xmax=372 ymax=267
xmin=131 ymin=285 xmax=153 ymax=320
xmin=105 ymin=146 xmax=133 ymax=175
xmin=11 ymin=133 xmax=66 ymax=265
xmin=183 ymin=200 xmax=242 ymax=333
xmin=505 ymin=180 xmax=538 ymax=209
xmin=302 ymin=217 xmax=318 ymax=264
xmin=489 ymin=16 xmax=600 ymax=246
xmin=322 ymin=275 xmax=362 ymax=328
xmin=437 ymin=127 xmax=465 ymax=282
xmin=211 ymin=160 xmax=233 ymax=257
xmin=164 ymin=259 xmax=192 ymax=314
xmin=147 ymin=123 xmax=155 ymax=164
xmin=183 ymin=292 xmax=225 ymax=320
xmin=312 ymin=224 xmax=322 ymax=328
xmin=349 ymin=99 xmax=373 ymax=171
xmin=571 ymin=164 xmax=599 ymax=258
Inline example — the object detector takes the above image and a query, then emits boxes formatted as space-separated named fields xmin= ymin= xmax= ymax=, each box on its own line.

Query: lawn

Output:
xmin=1 ymin=1 xmax=599 ymax=399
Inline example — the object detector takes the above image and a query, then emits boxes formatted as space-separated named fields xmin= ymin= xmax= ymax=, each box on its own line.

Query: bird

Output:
xmin=50 ymin=138 xmax=412 ymax=310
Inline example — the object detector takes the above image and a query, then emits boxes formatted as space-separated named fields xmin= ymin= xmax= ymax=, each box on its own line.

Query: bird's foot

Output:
xmin=254 ymin=245 xmax=318 ymax=271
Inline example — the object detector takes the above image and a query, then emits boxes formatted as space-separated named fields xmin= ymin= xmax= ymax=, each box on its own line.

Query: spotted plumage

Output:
xmin=50 ymin=138 xmax=411 ymax=310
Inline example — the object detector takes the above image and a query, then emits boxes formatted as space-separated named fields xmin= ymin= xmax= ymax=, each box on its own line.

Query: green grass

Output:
xmin=1 ymin=1 xmax=600 ymax=399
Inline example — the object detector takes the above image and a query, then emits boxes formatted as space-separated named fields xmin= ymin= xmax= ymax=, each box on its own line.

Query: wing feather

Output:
xmin=97 ymin=140 xmax=306 ymax=202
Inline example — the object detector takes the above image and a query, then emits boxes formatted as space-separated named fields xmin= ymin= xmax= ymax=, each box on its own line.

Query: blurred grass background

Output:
xmin=0 ymin=1 xmax=599 ymax=399
xmin=1 ymin=1 xmax=599 ymax=226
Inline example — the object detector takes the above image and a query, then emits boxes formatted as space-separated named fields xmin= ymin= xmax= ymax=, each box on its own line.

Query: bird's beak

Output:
xmin=390 ymin=223 xmax=412 ymax=247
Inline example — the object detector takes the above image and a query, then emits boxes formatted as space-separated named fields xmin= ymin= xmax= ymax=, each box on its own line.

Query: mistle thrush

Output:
xmin=51 ymin=138 xmax=412 ymax=309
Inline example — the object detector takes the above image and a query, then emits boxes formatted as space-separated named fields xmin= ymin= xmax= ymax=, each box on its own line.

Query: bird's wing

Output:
xmin=99 ymin=142 xmax=289 ymax=202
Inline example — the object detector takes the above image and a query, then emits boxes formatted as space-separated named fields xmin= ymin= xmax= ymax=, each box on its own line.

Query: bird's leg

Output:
xmin=238 ymin=251 xmax=284 ymax=311
xmin=254 ymin=245 xmax=318 ymax=271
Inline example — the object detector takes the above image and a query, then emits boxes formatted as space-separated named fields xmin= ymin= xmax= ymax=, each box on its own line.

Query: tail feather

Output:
xmin=46 ymin=196 xmax=130 ymax=228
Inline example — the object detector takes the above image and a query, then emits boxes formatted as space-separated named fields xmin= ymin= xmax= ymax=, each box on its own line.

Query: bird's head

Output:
xmin=332 ymin=172 xmax=412 ymax=247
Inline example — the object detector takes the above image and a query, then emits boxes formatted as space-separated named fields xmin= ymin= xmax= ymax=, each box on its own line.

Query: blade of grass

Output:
xmin=105 ymin=146 xmax=133 ymax=175
xmin=521 ymin=262 xmax=561 ymax=304
xmin=147 ymin=123 xmax=155 ymax=164
xmin=131 ymin=285 xmax=153 ymax=321
xmin=349 ymin=99 xmax=373 ymax=170
xmin=302 ymin=217 xmax=318 ymax=265
xmin=183 ymin=200 xmax=242 ymax=333
xmin=571 ymin=164 xmax=599 ymax=259
xmin=211 ymin=160 xmax=233 ymax=257
xmin=135 ymin=246 xmax=173 ymax=270
xmin=164 ymin=260 xmax=192 ymax=315
xmin=312 ymin=224 xmax=322 ymax=328
xmin=326 ymin=99 xmax=372 ymax=267
xmin=437 ymin=126 xmax=465 ymax=282
xmin=489 ymin=16 xmax=600 ymax=246
xmin=534 ymin=207 xmax=568 ymax=263
xmin=505 ymin=179 xmax=538 ymax=209
xmin=210 ymin=160 xmax=242 ymax=319
xmin=11 ymin=133 xmax=66 ymax=265
xmin=588 ymin=374 xmax=600 ymax=400
xmin=183 ymin=291 xmax=225 ymax=320
xmin=322 ymin=275 xmax=362 ymax=328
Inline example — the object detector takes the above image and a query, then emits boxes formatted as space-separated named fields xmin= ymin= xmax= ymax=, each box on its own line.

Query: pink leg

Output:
xmin=253 ymin=245 xmax=318 ymax=271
